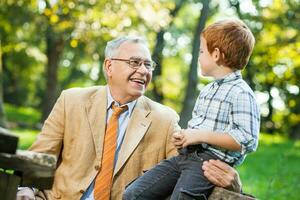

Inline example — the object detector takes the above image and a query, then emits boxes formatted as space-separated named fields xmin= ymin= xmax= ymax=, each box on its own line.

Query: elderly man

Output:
xmin=17 ymin=36 xmax=240 ymax=200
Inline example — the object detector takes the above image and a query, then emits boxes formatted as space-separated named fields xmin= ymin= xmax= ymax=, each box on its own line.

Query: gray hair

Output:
xmin=103 ymin=36 xmax=149 ymax=80
xmin=105 ymin=36 xmax=149 ymax=58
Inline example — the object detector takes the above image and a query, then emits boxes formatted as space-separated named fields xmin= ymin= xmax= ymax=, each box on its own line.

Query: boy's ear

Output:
xmin=212 ymin=48 xmax=221 ymax=61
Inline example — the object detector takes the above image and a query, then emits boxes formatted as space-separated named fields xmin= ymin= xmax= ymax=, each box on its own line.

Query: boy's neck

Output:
xmin=212 ymin=65 xmax=235 ymax=79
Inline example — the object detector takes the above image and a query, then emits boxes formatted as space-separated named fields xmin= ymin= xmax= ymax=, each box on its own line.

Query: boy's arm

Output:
xmin=228 ymin=91 xmax=260 ymax=155
xmin=179 ymin=129 xmax=241 ymax=151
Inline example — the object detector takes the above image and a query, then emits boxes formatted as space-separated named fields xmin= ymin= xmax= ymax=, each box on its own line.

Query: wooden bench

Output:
xmin=0 ymin=128 xmax=56 ymax=200
xmin=209 ymin=187 xmax=256 ymax=200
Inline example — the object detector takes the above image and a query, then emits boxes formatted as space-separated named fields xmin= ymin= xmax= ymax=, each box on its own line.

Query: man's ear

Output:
xmin=104 ymin=59 xmax=112 ymax=77
xmin=212 ymin=48 xmax=221 ymax=62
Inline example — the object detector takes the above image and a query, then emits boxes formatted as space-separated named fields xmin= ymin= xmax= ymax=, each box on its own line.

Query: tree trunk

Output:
xmin=179 ymin=0 xmax=210 ymax=127
xmin=0 ymin=40 xmax=6 ymax=128
xmin=151 ymin=0 xmax=185 ymax=103
xmin=264 ymin=83 xmax=275 ymax=133
xmin=41 ymin=27 xmax=64 ymax=121
xmin=152 ymin=30 xmax=165 ymax=102
xmin=290 ymin=123 xmax=300 ymax=139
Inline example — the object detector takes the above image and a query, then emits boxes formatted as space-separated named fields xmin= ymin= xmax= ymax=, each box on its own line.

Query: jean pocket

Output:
xmin=179 ymin=189 xmax=208 ymax=200
xmin=188 ymin=151 xmax=205 ymax=162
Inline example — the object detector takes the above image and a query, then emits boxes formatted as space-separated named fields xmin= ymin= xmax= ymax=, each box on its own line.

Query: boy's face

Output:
xmin=198 ymin=36 xmax=218 ymax=77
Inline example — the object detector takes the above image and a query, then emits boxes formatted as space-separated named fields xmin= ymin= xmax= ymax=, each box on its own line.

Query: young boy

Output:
xmin=123 ymin=19 xmax=260 ymax=200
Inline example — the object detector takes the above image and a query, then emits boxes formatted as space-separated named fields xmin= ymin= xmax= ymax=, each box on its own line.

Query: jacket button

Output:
xmin=80 ymin=189 xmax=85 ymax=194
xmin=95 ymin=165 xmax=100 ymax=170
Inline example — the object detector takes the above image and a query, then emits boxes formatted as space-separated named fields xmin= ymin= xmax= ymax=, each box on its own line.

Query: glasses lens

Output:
xmin=151 ymin=61 xmax=156 ymax=70
xmin=129 ymin=59 xmax=140 ymax=69
xmin=129 ymin=59 xmax=156 ymax=71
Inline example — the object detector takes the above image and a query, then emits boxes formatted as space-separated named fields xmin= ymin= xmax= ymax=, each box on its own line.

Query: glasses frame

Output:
xmin=110 ymin=58 xmax=156 ymax=71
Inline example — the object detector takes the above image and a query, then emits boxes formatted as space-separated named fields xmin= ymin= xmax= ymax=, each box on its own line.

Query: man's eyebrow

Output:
xmin=130 ymin=56 xmax=151 ymax=62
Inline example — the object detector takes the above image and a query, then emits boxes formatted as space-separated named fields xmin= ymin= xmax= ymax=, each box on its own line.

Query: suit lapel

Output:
xmin=85 ymin=86 xmax=107 ymax=162
xmin=114 ymin=97 xmax=151 ymax=176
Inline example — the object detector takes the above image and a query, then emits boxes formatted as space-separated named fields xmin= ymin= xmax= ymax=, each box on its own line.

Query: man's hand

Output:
xmin=202 ymin=159 xmax=242 ymax=193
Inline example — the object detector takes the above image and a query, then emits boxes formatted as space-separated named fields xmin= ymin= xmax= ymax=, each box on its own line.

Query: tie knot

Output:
xmin=111 ymin=104 xmax=128 ymax=117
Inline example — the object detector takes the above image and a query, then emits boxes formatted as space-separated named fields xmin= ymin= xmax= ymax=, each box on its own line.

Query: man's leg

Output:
xmin=123 ymin=156 xmax=181 ymax=200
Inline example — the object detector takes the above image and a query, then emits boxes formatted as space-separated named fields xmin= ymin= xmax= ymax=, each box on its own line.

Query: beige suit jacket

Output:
xmin=29 ymin=85 xmax=180 ymax=200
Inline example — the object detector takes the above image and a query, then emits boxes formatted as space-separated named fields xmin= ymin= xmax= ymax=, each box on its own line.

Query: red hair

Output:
xmin=201 ymin=19 xmax=255 ymax=70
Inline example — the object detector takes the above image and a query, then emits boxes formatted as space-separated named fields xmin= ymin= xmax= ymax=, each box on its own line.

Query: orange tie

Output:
xmin=94 ymin=104 xmax=128 ymax=200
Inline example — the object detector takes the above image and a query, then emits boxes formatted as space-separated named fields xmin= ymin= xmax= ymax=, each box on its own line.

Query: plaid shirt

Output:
xmin=188 ymin=70 xmax=260 ymax=166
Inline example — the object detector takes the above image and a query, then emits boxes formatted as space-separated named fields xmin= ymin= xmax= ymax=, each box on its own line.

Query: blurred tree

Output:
xmin=179 ymin=0 xmax=210 ymax=127
xmin=1 ymin=0 xmax=299 ymax=138
xmin=0 ymin=1 xmax=44 ymax=108
xmin=0 ymin=40 xmax=6 ymax=127
xmin=151 ymin=0 xmax=186 ymax=103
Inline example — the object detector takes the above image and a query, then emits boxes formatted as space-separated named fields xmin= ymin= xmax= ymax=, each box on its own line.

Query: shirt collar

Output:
xmin=214 ymin=70 xmax=242 ymax=86
xmin=106 ymin=86 xmax=137 ymax=115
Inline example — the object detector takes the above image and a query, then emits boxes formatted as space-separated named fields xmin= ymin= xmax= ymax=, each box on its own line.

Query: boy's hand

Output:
xmin=180 ymin=129 xmax=202 ymax=148
xmin=172 ymin=131 xmax=184 ymax=149
xmin=172 ymin=129 xmax=204 ymax=148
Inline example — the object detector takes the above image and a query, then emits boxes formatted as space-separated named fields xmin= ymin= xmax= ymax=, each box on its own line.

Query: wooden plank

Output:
xmin=209 ymin=187 xmax=256 ymax=200
xmin=0 ymin=171 xmax=21 ymax=200
xmin=0 ymin=127 xmax=19 ymax=154
xmin=0 ymin=151 xmax=56 ymax=189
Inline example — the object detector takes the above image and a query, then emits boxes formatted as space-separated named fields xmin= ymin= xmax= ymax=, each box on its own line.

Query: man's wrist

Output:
xmin=226 ymin=173 xmax=242 ymax=193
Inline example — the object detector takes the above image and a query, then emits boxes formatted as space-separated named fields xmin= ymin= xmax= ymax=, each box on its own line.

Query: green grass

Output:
xmin=12 ymin=128 xmax=39 ymax=150
xmin=237 ymin=134 xmax=300 ymax=199
xmin=12 ymin=125 xmax=300 ymax=199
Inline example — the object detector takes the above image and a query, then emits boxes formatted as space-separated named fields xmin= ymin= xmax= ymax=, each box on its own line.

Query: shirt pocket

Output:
xmin=207 ymin=100 xmax=231 ymax=129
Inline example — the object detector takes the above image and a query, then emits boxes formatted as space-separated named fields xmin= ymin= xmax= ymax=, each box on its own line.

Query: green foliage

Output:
xmin=4 ymin=103 xmax=41 ymax=126
xmin=247 ymin=0 xmax=300 ymax=137
xmin=1 ymin=1 xmax=300 ymax=134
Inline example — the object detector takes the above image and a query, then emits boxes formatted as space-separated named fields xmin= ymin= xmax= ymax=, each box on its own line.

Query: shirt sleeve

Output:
xmin=228 ymin=91 xmax=260 ymax=155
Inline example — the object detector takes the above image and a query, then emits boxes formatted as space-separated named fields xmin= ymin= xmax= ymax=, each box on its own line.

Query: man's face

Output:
xmin=105 ymin=41 xmax=153 ymax=104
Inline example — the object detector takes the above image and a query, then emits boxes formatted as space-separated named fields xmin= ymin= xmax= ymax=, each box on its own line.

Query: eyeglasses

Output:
xmin=110 ymin=58 xmax=156 ymax=71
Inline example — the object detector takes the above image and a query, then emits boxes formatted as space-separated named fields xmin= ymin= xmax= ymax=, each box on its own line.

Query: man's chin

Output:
xmin=130 ymin=89 xmax=145 ymax=99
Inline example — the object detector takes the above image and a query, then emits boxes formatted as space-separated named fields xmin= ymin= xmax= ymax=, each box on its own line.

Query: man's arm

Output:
xmin=202 ymin=159 xmax=242 ymax=193
xmin=29 ymin=91 xmax=66 ymax=156
xmin=16 ymin=91 xmax=67 ymax=200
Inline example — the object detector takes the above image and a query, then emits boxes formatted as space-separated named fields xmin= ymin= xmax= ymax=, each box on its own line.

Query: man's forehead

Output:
xmin=129 ymin=56 xmax=151 ymax=61
xmin=118 ymin=42 xmax=151 ymax=59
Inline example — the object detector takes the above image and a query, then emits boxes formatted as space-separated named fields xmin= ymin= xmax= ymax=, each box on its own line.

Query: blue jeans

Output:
xmin=123 ymin=148 xmax=220 ymax=200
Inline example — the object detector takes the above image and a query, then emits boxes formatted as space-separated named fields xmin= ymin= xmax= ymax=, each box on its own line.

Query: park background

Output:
xmin=0 ymin=0 xmax=299 ymax=199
